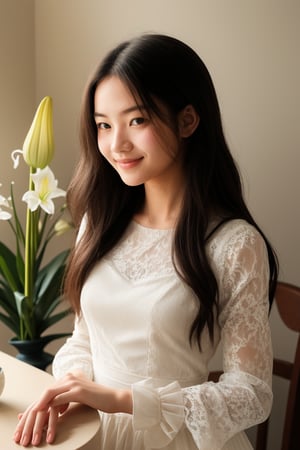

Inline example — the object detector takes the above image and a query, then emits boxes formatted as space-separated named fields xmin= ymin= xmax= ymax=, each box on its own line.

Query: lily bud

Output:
xmin=23 ymin=96 xmax=54 ymax=169
xmin=54 ymin=219 xmax=73 ymax=236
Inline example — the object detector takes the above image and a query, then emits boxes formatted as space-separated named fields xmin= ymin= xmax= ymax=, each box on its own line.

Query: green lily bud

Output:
xmin=54 ymin=219 xmax=73 ymax=236
xmin=23 ymin=96 xmax=54 ymax=169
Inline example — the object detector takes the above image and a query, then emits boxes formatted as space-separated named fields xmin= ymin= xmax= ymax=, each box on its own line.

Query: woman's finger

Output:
xmin=14 ymin=403 xmax=47 ymax=445
xmin=46 ymin=406 xmax=60 ymax=444
xmin=33 ymin=374 xmax=80 ymax=411
xmin=33 ymin=385 xmax=69 ymax=411
xmin=14 ymin=407 xmax=33 ymax=444
xmin=18 ymin=408 xmax=46 ymax=447
xmin=31 ymin=409 xmax=49 ymax=446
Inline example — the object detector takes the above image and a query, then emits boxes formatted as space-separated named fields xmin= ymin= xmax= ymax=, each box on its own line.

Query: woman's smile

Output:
xmin=114 ymin=157 xmax=144 ymax=170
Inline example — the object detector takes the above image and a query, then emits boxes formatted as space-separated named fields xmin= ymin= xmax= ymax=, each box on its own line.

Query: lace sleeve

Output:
xmin=52 ymin=313 xmax=94 ymax=380
xmin=183 ymin=223 xmax=273 ymax=449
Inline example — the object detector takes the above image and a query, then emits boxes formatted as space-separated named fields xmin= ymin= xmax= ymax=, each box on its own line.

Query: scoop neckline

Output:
xmin=132 ymin=220 xmax=173 ymax=232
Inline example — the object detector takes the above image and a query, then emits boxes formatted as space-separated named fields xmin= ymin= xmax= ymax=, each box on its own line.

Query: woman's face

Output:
xmin=94 ymin=76 xmax=184 ymax=188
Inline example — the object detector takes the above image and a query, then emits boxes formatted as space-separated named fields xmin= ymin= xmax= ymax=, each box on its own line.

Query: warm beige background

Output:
xmin=0 ymin=1 xmax=299 ymax=449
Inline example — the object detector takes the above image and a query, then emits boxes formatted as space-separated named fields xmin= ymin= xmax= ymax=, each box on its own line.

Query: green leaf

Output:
xmin=35 ymin=333 xmax=72 ymax=346
xmin=0 ymin=242 xmax=23 ymax=292
xmin=13 ymin=291 xmax=35 ymax=340
xmin=37 ymin=309 xmax=72 ymax=335
xmin=34 ymin=250 xmax=69 ymax=323
xmin=0 ymin=311 xmax=19 ymax=335
xmin=35 ymin=250 xmax=69 ymax=301
xmin=14 ymin=291 xmax=26 ymax=317
xmin=15 ymin=247 xmax=25 ymax=287
xmin=33 ymin=249 xmax=71 ymax=336
xmin=35 ymin=268 xmax=65 ymax=318
xmin=40 ymin=296 xmax=61 ymax=318
xmin=0 ymin=283 xmax=19 ymax=320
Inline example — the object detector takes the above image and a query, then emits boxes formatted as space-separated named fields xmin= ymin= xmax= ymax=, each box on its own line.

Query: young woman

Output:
xmin=14 ymin=33 xmax=278 ymax=449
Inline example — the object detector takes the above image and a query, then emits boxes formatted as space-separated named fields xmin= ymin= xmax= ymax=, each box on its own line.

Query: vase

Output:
xmin=9 ymin=337 xmax=54 ymax=371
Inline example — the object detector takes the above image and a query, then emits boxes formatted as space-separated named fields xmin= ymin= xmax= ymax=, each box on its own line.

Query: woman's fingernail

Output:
xmin=32 ymin=433 xmax=40 ymax=445
xmin=20 ymin=434 xmax=27 ymax=445
xmin=47 ymin=431 xmax=53 ymax=443
xmin=13 ymin=431 xmax=20 ymax=441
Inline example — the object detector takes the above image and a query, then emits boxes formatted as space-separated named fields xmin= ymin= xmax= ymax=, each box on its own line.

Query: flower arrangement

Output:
xmin=0 ymin=97 xmax=73 ymax=347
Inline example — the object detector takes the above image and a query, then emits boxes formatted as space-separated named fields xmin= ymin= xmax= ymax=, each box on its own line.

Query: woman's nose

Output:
xmin=111 ymin=129 xmax=133 ymax=153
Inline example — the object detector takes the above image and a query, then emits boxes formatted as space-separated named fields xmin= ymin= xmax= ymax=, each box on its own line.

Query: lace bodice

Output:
xmin=53 ymin=219 xmax=273 ymax=449
xmin=109 ymin=222 xmax=175 ymax=280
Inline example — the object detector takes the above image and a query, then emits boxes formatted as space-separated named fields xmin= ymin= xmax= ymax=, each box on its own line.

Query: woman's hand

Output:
xmin=14 ymin=402 xmax=68 ymax=446
xmin=13 ymin=372 xmax=133 ymax=446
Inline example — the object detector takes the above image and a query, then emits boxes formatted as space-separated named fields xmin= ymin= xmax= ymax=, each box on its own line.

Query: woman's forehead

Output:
xmin=94 ymin=76 xmax=139 ymax=114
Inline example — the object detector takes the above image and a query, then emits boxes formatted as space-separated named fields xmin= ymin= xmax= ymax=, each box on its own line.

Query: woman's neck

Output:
xmin=134 ymin=179 xmax=185 ymax=229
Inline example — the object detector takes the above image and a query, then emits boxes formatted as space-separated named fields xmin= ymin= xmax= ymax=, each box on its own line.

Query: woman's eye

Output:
xmin=130 ymin=117 xmax=145 ymax=126
xmin=97 ymin=122 xmax=110 ymax=130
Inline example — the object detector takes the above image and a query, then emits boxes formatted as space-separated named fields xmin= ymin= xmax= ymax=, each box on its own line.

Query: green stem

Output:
xmin=24 ymin=167 xmax=37 ymax=339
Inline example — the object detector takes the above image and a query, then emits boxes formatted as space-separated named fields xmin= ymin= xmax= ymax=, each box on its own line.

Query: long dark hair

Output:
xmin=64 ymin=33 xmax=278 ymax=347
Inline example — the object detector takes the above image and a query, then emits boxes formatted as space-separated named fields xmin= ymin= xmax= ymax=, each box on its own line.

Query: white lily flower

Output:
xmin=0 ymin=195 xmax=12 ymax=220
xmin=0 ymin=210 xmax=11 ymax=220
xmin=22 ymin=166 xmax=66 ymax=214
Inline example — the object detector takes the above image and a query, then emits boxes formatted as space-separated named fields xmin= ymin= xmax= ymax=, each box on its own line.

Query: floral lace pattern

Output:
xmin=107 ymin=221 xmax=174 ymax=281
xmin=53 ymin=219 xmax=273 ymax=449
xmin=182 ymin=220 xmax=273 ymax=448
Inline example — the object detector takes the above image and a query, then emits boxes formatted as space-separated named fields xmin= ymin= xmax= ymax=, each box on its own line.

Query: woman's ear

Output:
xmin=178 ymin=105 xmax=200 ymax=138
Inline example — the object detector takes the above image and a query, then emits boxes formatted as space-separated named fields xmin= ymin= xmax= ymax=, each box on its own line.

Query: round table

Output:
xmin=0 ymin=351 xmax=101 ymax=449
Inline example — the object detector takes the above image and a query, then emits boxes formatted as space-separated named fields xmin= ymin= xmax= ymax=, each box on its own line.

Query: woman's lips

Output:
xmin=115 ymin=157 xmax=143 ymax=169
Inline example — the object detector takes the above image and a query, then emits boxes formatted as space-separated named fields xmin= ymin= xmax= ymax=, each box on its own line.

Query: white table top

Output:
xmin=0 ymin=351 xmax=101 ymax=449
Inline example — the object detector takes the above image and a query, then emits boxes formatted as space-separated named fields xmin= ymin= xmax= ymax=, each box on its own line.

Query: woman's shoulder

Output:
xmin=209 ymin=219 xmax=270 ymax=316
xmin=206 ymin=218 xmax=267 ymax=270
xmin=207 ymin=218 xmax=263 ymax=244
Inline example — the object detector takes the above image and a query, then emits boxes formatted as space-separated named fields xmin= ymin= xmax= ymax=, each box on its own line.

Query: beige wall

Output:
xmin=0 ymin=1 xmax=299 ymax=448
xmin=0 ymin=0 xmax=35 ymax=354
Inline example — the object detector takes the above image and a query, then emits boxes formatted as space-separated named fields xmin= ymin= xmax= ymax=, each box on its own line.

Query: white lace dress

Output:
xmin=52 ymin=219 xmax=273 ymax=450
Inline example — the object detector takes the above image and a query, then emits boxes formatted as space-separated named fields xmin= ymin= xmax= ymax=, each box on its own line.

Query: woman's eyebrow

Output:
xmin=94 ymin=105 xmax=145 ymax=118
